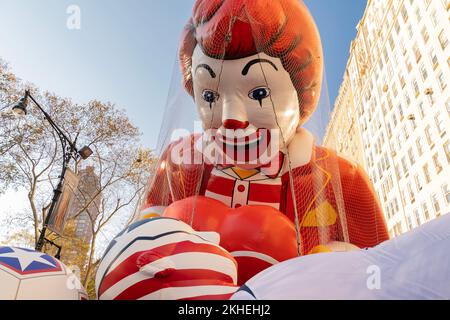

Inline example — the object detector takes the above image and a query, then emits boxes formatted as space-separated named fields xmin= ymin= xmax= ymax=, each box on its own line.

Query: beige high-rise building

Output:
xmin=324 ymin=0 xmax=450 ymax=238
xmin=323 ymin=72 xmax=366 ymax=167
xmin=68 ymin=166 xmax=101 ymax=241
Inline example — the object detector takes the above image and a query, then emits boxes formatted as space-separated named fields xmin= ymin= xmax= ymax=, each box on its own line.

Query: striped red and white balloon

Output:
xmin=95 ymin=218 xmax=238 ymax=300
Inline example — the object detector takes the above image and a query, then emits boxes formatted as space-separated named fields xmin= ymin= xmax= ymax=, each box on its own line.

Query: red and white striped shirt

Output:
xmin=205 ymin=159 xmax=284 ymax=210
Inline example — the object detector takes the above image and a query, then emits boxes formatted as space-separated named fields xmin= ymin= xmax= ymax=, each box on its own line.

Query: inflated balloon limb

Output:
xmin=1 ymin=0 xmax=448 ymax=301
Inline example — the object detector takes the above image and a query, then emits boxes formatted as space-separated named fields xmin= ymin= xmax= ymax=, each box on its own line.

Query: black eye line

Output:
xmin=202 ymin=89 xmax=219 ymax=109
xmin=241 ymin=59 xmax=278 ymax=76
xmin=249 ymin=87 xmax=270 ymax=107
xmin=195 ymin=64 xmax=217 ymax=78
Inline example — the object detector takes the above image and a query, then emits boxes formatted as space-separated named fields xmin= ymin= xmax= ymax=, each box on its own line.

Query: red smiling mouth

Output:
xmin=217 ymin=130 xmax=262 ymax=146
xmin=213 ymin=129 xmax=272 ymax=164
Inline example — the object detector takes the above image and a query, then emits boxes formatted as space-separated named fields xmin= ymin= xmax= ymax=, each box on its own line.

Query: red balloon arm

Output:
xmin=340 ymin=162 xmax=390 ymax=248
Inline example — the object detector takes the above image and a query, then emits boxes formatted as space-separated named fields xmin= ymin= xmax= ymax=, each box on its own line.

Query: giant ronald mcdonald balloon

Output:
xmin=144 ymin=0 xmax=389 ymax=278
xmin=97 ymin=0 xmax=390 ymax=299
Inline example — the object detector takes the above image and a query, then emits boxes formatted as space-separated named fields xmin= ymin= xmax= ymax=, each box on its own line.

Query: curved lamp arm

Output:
xmin=12 ymin=90 xmax=93 ymax=253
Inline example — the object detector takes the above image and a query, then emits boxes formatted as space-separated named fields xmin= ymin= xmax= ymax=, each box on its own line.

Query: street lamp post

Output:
xmin=12 ymin=90 xmax=93 ymax=253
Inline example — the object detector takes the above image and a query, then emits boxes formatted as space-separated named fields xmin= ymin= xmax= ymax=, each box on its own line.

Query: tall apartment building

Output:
xmin=324 ymin=0 xmax=450 ymax=238
xmin=68 ymin=166 xmax=101 ymax=241
xmin=323 ymin=73 xmax=366 ymax=167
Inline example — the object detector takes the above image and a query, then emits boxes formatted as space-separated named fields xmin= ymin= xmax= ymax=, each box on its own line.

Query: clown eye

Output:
xmin=202 ymin=89 xmax=220 ymax=106
xmin=249 ymin=87 xmax=271 ymax=106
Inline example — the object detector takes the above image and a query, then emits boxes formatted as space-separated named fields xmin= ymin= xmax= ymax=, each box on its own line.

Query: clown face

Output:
xmin=192 ymin=46 xmax=300 ymax=166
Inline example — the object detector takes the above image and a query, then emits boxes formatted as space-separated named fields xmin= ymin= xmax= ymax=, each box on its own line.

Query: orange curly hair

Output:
xmin=179 ymin=0 xmax=324 ymax=123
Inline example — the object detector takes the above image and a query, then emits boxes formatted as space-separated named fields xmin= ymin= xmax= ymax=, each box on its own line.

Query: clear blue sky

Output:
xmin=0 ymin=0 xmax=367 ymax=149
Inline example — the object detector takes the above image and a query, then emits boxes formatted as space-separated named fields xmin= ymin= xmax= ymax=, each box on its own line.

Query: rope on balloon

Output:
xmin=242 ymin=6 xmax=303 ymax=256
xmin=189 ymin=15 xmax=237 ymax=227
xmin=254 ymin=55 xmax=303 ymax=257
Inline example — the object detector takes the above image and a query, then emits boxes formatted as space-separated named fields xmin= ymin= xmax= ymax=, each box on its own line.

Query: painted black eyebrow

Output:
xmin=242 ymin=59 xmax=279 ymax=76
xmin=195 ymin=64 xmax=216 ymax=78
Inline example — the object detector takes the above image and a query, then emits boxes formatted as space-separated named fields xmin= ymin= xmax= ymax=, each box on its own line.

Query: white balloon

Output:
xmin=232 ymin=214 xmax=450 ymax=300
xmin=0 ymin=247 xmax=87 ymax=300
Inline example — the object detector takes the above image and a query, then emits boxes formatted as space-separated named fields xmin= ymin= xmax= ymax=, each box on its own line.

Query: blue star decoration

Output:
xmin=0 ymin=246 xmax=62 ymax=275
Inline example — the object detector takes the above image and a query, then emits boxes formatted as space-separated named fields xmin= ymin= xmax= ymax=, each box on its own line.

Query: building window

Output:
xmin=401 ymin=156 xmax=409 ymax=176
xmin=435 ymin=112 xmax=445 ymax=135
xmin=410 ymin=117 xmax=417 ymax=131
xmin=406 ymin=56 xmax=413 ymax=73
xmin=392 ymin=113 xmax=398 ymax=127
xmin=413 ymin=43 xmax=422 ymax=63
xmin=423 ymin=164 xmax=431 ymax=184
xmin=395 ymin=20 xmax=400 ymax=34
xmin=399 ymin=74 xmax=406 ymax=88
xmin=444 ymin=140 xmax=450 ymax=164
xmin=414 ymin=208 xmax=421 ymax=227
xmin=407 ymin=215 xmax=414 ymax=231
xmin=438 ymin=29 xmax=449 ymax=50
xmin=420 ymin=64 xmax=428 ymax=81
xmin=401 ymin=5 xmax=409 ymax=23
xmin=416 ymin=137 xmax=424 ymax=156
xmin=383 ymin=48 xmax=389 ymax=64
xmin=378 ymin=57 xmax=384 ymax=70
xmin=398 ymin=105 xmax=405 ymax=120
xmin=385 ymin=205 xmax=391 ymax=219
xmin=427 ymin=91 xmax=435 ymax=106
xmin=415 ymin=7 xmax=421 ymax=23
xmin=429 ymin=48 xmax=439 ymax=69
xmin=408 ymin=148 xmax=416 ymax=165
xmin=387 ymin=122 xmax=393 ymax=138
xmin=395 ymin=164 xmax=402 ymax=179
xmin=405 ymin=92 xmax=411 ymax=106
xmin=396 ymin=135 xmax=402 ymax=152
xmin=425 ymin=125 xmax=434 ymax=146
xmin=418 ymin=101 xmax=425 ymax=119
xmin=407 ymin=23 xmax=413 ymax=39
xmin=431 ymin=9 xmax=438 ymax=27
xmin=446 ymin=99 xmax=450 ymax=118
xmin=433 ymin=153 xmax=443 ymax=174
xmin=382 ymin=182 xmax=388 ymax=202
xmin=422 ymin=202 xmax=430 ymax=221
xmin=421 ymin=26 xmax=429 ymax=43
xmin=443 ymin=184 xmax=450 ymax=205
xmin=437 ymin=71 xmax=447 ymax=91
xmin=393 ymin=197 xmax=400 ymax=213
xmin=408 ymin=183 xmax=415 ymax=203
xmin=412 ymin=79 xmax=420 ymax=97
xmin=431 ymin=193 xmax=441 ymax=216
xmin=392 ymin=82 xmax=398 ymax=98
xmin=393 ymin=222 xmax=402 ymax=236
xmin=414 ymin=174 xmax=423 ymax=192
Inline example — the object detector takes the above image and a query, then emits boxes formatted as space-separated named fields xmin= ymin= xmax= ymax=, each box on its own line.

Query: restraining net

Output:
xmin=139 ymin=0 xmax=389 ymax=262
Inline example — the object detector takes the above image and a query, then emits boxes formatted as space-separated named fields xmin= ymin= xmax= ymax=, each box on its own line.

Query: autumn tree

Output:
xmin=0 ymin=58 xmax=154 ymax=296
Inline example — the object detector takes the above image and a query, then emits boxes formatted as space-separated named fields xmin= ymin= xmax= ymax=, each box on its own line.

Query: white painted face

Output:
xmin=191 ymin=46 xmax=300 ymax=165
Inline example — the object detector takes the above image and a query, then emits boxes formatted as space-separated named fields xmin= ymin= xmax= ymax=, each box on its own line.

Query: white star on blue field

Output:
xmin=0 ymin=247 xmax=59 ymax=273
